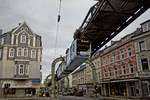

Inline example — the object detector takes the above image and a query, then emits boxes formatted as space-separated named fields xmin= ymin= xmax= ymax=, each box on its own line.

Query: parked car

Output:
xmin=62 ymin=92 xmax=68 ymax=96
xmin=75 ymin=90 xmax=84 ymax=96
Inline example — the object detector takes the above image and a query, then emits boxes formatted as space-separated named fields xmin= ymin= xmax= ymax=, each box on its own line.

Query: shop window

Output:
xmin=143 ymin=83 xmax=149 ymax=96
xmin=149 ymin=84 xmax=150 ymax=94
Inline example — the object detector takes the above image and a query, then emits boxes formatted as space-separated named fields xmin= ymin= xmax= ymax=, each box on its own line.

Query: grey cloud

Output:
xmin=0 ymin=0 xmax=150 ymax=81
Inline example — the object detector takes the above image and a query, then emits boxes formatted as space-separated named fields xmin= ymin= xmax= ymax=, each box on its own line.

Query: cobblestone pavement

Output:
xmin=0 ymin=96 xmax=145 ymax=100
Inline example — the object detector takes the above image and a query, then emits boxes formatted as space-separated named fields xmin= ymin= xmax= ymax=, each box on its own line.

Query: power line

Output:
xmin=54 ymin=0 xmax=62 ymax=58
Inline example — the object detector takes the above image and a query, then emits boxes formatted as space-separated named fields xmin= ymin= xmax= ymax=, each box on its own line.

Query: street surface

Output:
xmin=0 ymin=96 xmax=111 ymax=100
xmin=0 ymin=96 xmax=144 ymax=100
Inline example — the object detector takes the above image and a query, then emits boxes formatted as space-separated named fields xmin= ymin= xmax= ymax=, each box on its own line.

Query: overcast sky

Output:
xmin=0 ymin=0 xmax=150 ymax=81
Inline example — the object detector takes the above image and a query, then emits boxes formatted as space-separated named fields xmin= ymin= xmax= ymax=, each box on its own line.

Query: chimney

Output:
xmin=18 ymin=23 xmax=22 ymax=26
xmin=0 ymin=29 xmax=2 ymax=36
xmin=111 ymin=41 xmax=116 ymax=45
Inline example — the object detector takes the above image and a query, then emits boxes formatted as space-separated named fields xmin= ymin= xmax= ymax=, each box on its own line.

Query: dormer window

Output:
xmin=141 ymin=21 xmax=150 ymax=32
xmin=20 ymin=34 xmax=26 ymax=43
xmin=1 ymin=38 xmax=4 ymax=45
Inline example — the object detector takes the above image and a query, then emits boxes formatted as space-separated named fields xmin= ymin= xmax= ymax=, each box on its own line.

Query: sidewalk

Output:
xmin=97 ymin=96 xmax=142 ymax=100
xmin=0 ymin=97 xmax=55 ymax=100
xmin=89 ymin=96 xmax=150 ymax=100
xmin=0 ymin=96 xmax=149 ymax=100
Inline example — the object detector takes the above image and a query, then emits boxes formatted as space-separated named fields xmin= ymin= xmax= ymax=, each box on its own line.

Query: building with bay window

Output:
xmin=98 ymin=20 xmax=150 ymax=99
xmin=133 ymin=20 xmax=150 ymax=98
xmin=70 ymin=20 xmax=150 ymax=99
xmin=0 ymin=22 xmax=42 ymax=97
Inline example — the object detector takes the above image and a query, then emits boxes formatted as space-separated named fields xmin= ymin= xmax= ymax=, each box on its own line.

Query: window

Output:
xmin=139 ymin=41 xmax=145 ymax=51
xmin=0 ymin=49 xmax=2 ymax=58
xmin=120 ymin=49 xmax=125 ymax=59
xmin=129 ymin=64 xmax=134 ymax=73
xmin=141 ymin=58 xmax=149 ymax=71
xmin=122 ymin=66 xmax=126 ymax=74
xmin=17 ymin=48 xmax=22 ymax=56
xmin=142 ymin=24 xmax=148 ymax=32
xmin=72 ymin=43 xmax=75 ymax=52
xmin=1 ymin=38 xmax=4 ymax=45
xmin=24 ymin=48 xmax=28 ymax=57
xmin=128 ymin=48 xmax=132 ymax=57
xmin=31 ymin=49 xmax=36 ymax=58
xmin=40 ymin=65 xmax=42 ymax=70
xmin=25 ymin=65 xmax=29 ymax=75
xmin=4 ymin=83 xmax=10 ymax=88
xmin=9 ymin=48 xmax=14 ymax=57
xmin=18 ymin=64 xmax=24 ymax=75
xmin=131 ymin=68 xmax=134 ymax=73
xmin=148 ymin=22 xmax=150 ymax=30
xmin=111 ymin=52 xmax=115 ymax=62
xmin=20 ymin=34 xmax=26 ymax=43
xmin=142 ymin=23 xmax=150 ymax=32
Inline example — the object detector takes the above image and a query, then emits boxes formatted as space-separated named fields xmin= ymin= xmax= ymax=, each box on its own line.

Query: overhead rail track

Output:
xmin=74 ymin=0 xmax=150 ymax=54
xmin=55 ymin=0 xmax=150 ymax=81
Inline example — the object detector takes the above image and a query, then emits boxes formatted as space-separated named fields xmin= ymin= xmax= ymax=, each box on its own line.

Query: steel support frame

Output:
xmin=92 ymin=6 xmax=149 ymax=54
xmin=51 ymin=56 xmax=65 ymax=98
xmin=75 ymin=0 xmax=149 ymax=55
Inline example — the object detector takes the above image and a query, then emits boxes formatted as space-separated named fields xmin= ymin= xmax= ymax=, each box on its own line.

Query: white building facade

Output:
xmin=133 ymin=20 xmax=150 ymax=98
xmin=0 ymin=22 xmax=42 ymax=97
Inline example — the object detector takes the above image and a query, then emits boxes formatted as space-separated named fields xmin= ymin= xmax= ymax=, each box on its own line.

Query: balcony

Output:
xmin=14 ymin=74 xmax=29 ymax=80
xmin=136 ymin=71 xmax=150 ymax=78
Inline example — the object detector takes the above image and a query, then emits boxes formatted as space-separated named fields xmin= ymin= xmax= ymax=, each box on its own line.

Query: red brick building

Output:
xmin=100 ymin=33 xmax=140 ymax=98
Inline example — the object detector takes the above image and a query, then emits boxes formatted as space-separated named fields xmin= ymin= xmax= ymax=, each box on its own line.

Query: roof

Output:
xmin=1 ymin=22 xmax=40 ymax=37
xmin=140 ymin=19 xmax=150 ymax=25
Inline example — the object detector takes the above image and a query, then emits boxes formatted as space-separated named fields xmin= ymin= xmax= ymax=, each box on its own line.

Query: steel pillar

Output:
xmin=51 ymin=56 xmax=65 ymax=98
xmin=86 ymin=57 xmax=97 ymax=89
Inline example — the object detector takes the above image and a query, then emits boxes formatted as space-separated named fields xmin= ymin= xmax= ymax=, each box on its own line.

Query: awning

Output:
xmin=31 ymin=84 xmax=41 ymax=88
xmin=101 ymin=78 xmax=139 ymax=83
xmin=10 ymin=85 xmax=32 ymax=89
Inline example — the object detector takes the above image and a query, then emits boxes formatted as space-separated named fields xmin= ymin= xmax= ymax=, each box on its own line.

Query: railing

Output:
xmin=14 ymin=74 xmax=29 ymax=79
xmin=136 ymin=71 xmax=150 ymax=78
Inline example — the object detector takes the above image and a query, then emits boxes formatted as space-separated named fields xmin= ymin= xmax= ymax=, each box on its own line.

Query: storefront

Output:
xmin=110 ymin=82 xmax=127 ymax=96
xmin=141 ymin=80 xmax=150 ymax=97
xmin=101 ymin=79 xmax=145 ymax=98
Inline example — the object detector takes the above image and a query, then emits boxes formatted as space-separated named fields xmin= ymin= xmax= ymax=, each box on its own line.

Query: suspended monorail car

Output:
xmin=65 ymin=39 xmax=90 ymax=71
